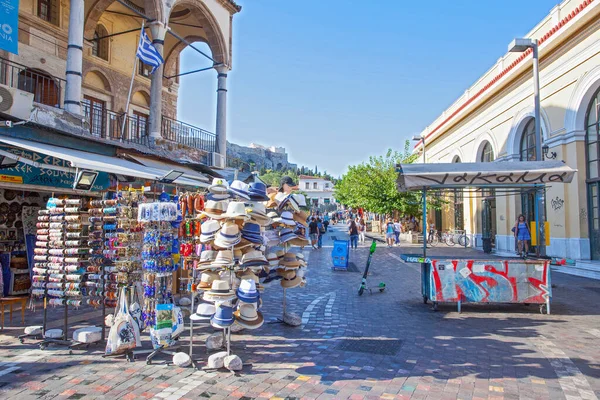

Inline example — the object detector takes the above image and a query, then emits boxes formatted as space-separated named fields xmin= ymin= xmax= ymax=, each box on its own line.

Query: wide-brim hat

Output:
xmin=206 ymin=192 xmax=232 ymax=201
xmin=274 ymin=211 xmax=296 ymax=226
xmin=214 ymin=222 xmax=242 ymax=248
xmin=247 ymin=182 xmax=269 ymax=201
xmin=265 ymin=193 xmax=278 ymax=209
xmin=289 ymin=237 xmax=310 ymax=247
xmin=279 ymin=230 xmax=297 ymax=243
xmin=233 ymin=307 xmax=264 ymax=329
xmin=198 ymin=271 xmax=220 ymax=290
xmin=190 ymin=303 xmax=215 ymax=321
xmin=228 ymin=180 xmax=251 ymax=200
xmin=293 ymin=211 xmax=309 ymax=227
xmin=221 ymin=201 xmax=250 ymax=221
xmin=277 ymin=268 xmax=296 ymax=280
xmin=281 ymin=274 xmax=302 ymax=289
xmin=200 ymin=201 xmax=228 ymax=219
xmin=280 ymin=252 xmax=302 ymax=268
xmin=198 ymin=250 xmax=218 ymax=265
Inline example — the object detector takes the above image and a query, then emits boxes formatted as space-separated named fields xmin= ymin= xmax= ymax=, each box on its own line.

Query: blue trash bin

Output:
xmin=331 ymin=240 xmax=349 ymax=270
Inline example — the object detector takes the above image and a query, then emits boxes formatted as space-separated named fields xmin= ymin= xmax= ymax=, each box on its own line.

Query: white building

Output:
xmin=299 ymin=175 xmax=336 ymax=207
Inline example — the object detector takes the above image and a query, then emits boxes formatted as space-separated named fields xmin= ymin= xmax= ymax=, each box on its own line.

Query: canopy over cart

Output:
xmin=395 ymin=161 xmax=577 ymax=314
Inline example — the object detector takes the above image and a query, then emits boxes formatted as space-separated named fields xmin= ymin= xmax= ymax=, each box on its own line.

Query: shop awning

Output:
xmin=395 ymin=161 xmax=577 ymax=192
xmin=0 ymin=136 xmax=208 ymax=188
xmin=122 ymin=154 xmax=209 ymax=184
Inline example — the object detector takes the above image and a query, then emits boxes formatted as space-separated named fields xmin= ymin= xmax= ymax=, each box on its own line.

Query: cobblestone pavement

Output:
xmin=1 ymin=224 xmax=600 ymax=399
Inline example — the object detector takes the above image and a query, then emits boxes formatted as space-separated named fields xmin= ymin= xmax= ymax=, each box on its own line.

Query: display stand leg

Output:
xmin=226 ymin=327 xmax=231 ymax=356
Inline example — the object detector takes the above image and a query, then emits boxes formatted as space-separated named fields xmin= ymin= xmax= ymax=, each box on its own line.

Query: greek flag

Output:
xmin=136 ymin=28 xmax=164 ymax=74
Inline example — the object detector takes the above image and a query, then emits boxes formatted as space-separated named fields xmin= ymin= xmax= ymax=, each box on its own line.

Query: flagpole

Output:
xmin=121 ymin=21 xmax=144 ymax=140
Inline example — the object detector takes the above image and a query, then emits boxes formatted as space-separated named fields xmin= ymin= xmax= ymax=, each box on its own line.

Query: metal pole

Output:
xmin=532 ymin=42 xmax=545 ymax=256
xmin=422 ymin=189 xmax=427 ymax=259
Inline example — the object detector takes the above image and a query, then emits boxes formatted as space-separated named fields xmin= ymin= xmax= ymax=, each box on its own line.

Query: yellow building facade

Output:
xmin=418 ymin=0 xmax=600 ymax=264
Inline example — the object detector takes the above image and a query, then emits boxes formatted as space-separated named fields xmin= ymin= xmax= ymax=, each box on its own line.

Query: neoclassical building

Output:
xmin=416 ymin=0 xmax=600 ymax=265
xmin=1 ymin=0 xmax=240 ymax=165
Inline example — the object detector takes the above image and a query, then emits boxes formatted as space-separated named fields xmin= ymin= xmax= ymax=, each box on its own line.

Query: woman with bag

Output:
xmin=358 ymin=218 xmax=366 ymax=244
xmin=348 ymin=219 xmax=359 ymax=249
xmin=513 ymin=214 xmax=531 ymax=257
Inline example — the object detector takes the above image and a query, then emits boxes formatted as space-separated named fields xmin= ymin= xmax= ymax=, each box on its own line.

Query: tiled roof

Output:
xmin=415 ymin=0 xmax=594 ymax=149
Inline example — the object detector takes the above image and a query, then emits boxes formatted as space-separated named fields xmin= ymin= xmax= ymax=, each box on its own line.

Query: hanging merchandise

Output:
xmin=105 ymin=287 xmax=141 ymax=355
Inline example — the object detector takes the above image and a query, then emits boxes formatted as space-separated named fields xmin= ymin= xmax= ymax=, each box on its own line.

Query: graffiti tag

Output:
xmin=551 ymin=196 xmax=564 ymax=211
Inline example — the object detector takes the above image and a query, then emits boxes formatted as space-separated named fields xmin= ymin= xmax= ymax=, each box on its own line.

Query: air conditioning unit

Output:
xmin=211 ymin=152 xmax=226 ymax=169
xmin=0 ymin=84 xmax=34 ymax=120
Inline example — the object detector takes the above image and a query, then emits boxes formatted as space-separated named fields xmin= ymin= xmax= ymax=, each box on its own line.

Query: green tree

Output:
xmin=335 ymin=141 xmax=422 ymax=216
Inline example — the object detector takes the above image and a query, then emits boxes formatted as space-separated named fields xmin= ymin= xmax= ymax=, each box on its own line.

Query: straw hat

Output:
xmin=293 ymin=211 xmax=309 ymax=227
xmin=247 ymin=182 xmax=269 ymax=201
xmin=204 ymin=280 xmax=236 ymax=302
xmin=274 ymin=211 xmax=296 ymax=226
xmin=266 ymin=252 xmax=279 ymax=267
xmin=198 ymin=271 xmax=220 ymax=290
xmin=221 ymin=201 xmax=250 ymax=221
xmin=241 ymin=249 xmax=268 ymax=268
xmin=292 ymin=193 xmax=307 ymax=207
xmin=200 ymin=220 xmax=221 ymax=243
xmin=213 ymin=222 xmax=241 ymax=248
xmin=200 ymin=201 xmax=228 ymax=219
xmin=246 ymin=202 xmax=272 ymax=226
xmin=265 ymin=192 xmax=278 ymax=209
xmin=276 ymin=268 xmax=296 ymax=280
xmin=210 ymin=250 xmax=234 ymax=267
xmin=198 ymin=250 xmax=218 ymax=265
xmin=241 ymin=222 xmax=263 ymax=244
xmin=190 ymin=303 xmax=215 ymax=321
xmin=280 ymin=252 xmax=301 ymax=268
xmin=281 ymin=274 xmax=302 ymax=289
xmin=228 ymin=180 xmax=251 ymax=200
xmin=239 ymin=270 xmax=260 ymax=283
xmin=233 ymin=303 xmax=264 ymax=329
xmin=276 ymin=250 xmax=285 ymax=259
xmin=279 ymin=228 xmax=297 ymax=243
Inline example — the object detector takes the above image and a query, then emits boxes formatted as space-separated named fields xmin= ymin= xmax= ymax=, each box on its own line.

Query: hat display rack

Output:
xmin=264 ymin=192 xmax=310 ymax=327
xmin=30 ymin=197 xmax=91 ymax=350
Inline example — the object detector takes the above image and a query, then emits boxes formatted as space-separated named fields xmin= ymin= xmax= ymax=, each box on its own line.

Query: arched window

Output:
xmin=480 ymin=141 xmax=494 ymax=163
xmin=18 ymin=69 xmax=60 ymax=107
xmin=585 ymin=87 xmax=600 ymax=259
xmin=520 ymin=119 xmax=537 ymax=161
xmin=92 ymin=25 xmax=109 ymax=61
xmin=38 ymin=0 xmax=59 ymax=26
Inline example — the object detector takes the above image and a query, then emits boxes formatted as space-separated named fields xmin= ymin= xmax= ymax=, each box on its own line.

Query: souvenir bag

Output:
xmin=149 ymin=304 xmax=176 ymax=349
xmin=172 ymin=306 xmax=185 ymax=338
xmin=105 ymin=287 xmax=141 ymax=355
xmin=129 ymin=283 xmax=146 ymax=332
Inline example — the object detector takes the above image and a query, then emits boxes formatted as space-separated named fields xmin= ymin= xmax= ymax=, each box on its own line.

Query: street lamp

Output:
xmin=412 ymin=135 xmax=425 ymax=163
xmin=508 ymin=37 xmax=545 ymax=256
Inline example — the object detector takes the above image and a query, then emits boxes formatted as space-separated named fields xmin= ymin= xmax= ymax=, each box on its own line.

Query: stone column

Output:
xmin=64 ymin=0 xmax=84 ymax=114
xmin=215 ymin=65 xmax=228 ymax=158
xmin=149 ymin=22 xmax=167 ymax=139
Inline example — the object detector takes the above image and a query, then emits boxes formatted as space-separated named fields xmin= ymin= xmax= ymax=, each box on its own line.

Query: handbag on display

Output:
xmin=105 ymin=287 xmax=141 ymax=355
xmin=149 ymin=303 xmax=176 ymax=350
xmin=129 ymin=285 xmax=146 ymax=333
xmin=172 ymin=306 xmax=185 ymax=338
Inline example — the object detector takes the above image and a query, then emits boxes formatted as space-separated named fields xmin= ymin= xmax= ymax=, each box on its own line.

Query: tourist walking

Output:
xmin=385 ymin=218 xmax=395 ymax=248
xmin=513 ymin=214 xmax=531 ymax=257
xmin=323 ymin=213 xmax=330 ymax=232
xmin=348 ymin=218 xmax=359 ymax=249
xmin=393 ymin=219 xmax=402 ymax=245
xmin=308 ymin=217 xmax=319 ymax=249
xmin=358 ymin=217 xmax=366 ymax=244
xmin=317 ymin=217 xmax=325 ymax=249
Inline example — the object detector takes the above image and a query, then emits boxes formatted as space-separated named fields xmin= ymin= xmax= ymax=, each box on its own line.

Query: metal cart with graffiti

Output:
xmin=395 ymin=161 xmax=577 ymax=315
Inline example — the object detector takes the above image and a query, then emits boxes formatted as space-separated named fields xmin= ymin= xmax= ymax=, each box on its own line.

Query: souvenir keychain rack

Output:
xmin=136 ymin=198 xmax=182 ymax=365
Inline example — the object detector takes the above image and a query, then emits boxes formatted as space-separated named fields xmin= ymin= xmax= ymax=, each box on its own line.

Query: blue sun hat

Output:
xmin=229 ymin=180 xmax=251 ymax=200
xmin=236 ymin=279 xmax=260 ymax=303
xmin=210 ymin=304 xmax=234 ymax=328
xmin=247 ymin=182 xmax=269 ymax=201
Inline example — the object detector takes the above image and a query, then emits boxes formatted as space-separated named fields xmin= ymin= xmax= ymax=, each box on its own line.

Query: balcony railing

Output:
xmin=161 ymin=116 xmax=217 ymax=154
xmin=0 ymin=58 xmax=217 ymax=156
xmin=0 ymin=57 xmax=65 ymax=107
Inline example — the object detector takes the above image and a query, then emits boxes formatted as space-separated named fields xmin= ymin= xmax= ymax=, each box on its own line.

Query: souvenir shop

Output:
xmin=8 ymin=151 xmax=310 ymax=369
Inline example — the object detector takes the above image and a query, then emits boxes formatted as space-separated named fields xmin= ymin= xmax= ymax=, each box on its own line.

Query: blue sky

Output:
xmin=178 ymin=0 xmax=560 ymax=177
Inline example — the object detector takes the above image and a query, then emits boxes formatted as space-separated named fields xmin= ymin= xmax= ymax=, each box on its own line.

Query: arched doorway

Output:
xmin=480 ymin=141 xmax=496 ymax=250
xmin=585 ymin=87 xmax=600 ymax=259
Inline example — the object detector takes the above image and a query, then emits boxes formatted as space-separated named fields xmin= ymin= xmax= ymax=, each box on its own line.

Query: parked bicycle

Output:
xmin=443 ymin=230 xmax=470 ymax=247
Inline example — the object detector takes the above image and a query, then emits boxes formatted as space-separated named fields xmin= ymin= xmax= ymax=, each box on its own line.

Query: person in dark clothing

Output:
xmin=308 ymin=217 xmax=319 ymax=249
xmin=348 ymin=219 xmax=359 ymax=249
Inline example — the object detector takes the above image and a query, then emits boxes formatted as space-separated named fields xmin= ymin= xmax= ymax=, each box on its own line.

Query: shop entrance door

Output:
xmin=588 ymin=183 xmax=600 ymax=260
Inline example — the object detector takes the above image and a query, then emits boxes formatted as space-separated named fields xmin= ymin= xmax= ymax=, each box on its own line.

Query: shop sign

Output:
xmin=0 ymin=0 xmax=19 ymax=55
xmin=0 ymin=144 xmax=110 ymax=190
xmin=0 ymin=174 xmax=23 ymax=184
